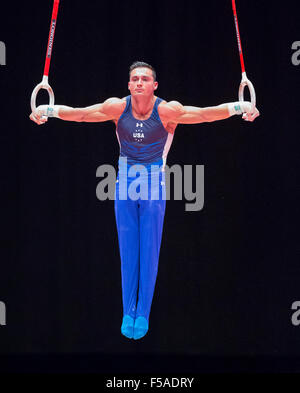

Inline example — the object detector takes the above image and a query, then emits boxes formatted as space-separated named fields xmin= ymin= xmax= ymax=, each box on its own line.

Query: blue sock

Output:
xmin=121 ymin=315 xmax=134 ymax=339
xmin=133 ymin=316 xmax=149 ymax=340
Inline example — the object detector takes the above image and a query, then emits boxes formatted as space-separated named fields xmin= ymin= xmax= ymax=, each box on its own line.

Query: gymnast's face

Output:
xmin=128 ymin=67 xmax=158 ymax=98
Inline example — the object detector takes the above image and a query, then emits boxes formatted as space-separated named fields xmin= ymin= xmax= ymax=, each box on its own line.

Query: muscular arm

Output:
xmin=30 ymin=97 xmax=126 ymax=125
xmin=159 ymin=100 xmax=259 ymax=125
xmin=179 ymin=104 xmax=231 ymax=123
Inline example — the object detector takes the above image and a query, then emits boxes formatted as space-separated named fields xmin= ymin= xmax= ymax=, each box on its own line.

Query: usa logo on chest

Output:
xmin=133 ymin=122 xmax=144 ymax=142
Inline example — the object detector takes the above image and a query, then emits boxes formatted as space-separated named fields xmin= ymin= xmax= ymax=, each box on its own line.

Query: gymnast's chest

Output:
xmin=117 ymin=117 xmax=165 ymax=144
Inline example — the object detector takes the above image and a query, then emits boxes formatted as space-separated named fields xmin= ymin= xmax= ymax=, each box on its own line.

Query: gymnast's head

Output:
xmin=128 ymin=61 xmax=158 ymax=97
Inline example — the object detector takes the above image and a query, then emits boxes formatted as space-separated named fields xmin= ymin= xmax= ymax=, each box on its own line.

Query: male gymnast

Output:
xmin=29 ymin=61 xmax=260 ymax=340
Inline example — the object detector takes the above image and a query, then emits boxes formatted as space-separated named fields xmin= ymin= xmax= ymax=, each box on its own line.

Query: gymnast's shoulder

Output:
xmin=157 ymin=99 xmax=184 ymax=122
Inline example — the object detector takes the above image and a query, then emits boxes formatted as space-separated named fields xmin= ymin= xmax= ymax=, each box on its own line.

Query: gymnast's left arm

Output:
xmin=159 ymin=100 xmax=260 ymax=124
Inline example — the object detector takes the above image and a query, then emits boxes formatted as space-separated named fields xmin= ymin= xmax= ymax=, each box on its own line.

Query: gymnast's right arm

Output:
xmin=29 ymin=97 xmax=126 ymax=125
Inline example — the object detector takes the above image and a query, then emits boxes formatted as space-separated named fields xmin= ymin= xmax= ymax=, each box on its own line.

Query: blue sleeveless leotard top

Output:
xmin=116 ymin=95 xmax=174 ymax=170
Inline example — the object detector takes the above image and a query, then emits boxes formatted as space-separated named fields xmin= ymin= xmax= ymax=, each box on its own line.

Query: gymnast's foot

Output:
xmin=121 ymin=315 xmax=134 ymax=339
xmin=133 ymin=316 xmax=149 ymax=340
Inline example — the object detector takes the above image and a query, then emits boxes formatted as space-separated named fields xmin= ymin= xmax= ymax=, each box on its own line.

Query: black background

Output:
xmin=0 ymin=0 xmax=299 ymax=373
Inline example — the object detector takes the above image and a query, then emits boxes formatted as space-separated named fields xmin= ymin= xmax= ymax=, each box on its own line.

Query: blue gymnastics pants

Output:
xmin=114 ymin=168 xmax=166 ymax=321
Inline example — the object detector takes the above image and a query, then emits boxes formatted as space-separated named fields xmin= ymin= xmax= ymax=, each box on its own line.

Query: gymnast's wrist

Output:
xmin=38 ymin=104 xmax=61 ymax=118
xmin=227 ymin=101 xmax=252 ymax=116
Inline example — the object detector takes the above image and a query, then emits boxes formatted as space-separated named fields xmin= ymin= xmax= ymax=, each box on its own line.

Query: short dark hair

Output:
xmin=129 ymin=61 xmax=156 ymax=81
